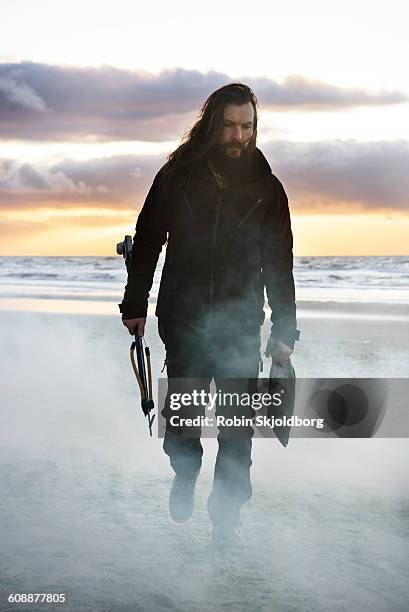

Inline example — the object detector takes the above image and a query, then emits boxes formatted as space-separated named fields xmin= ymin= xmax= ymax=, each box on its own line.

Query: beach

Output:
xmin=1 ymin=286 xmax=409 ymax=611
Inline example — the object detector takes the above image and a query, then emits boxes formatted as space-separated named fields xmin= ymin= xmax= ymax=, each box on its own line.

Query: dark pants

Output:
xmin=158 ymin=319 xmax=261 ymax=528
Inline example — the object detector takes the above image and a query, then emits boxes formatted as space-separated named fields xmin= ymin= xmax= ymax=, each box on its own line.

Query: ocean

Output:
xmin=0 ymin=255 xmax=408 ymax=304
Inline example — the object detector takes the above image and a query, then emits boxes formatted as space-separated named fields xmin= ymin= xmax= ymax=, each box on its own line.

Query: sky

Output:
xmin=0 ymin=0 xmax=408 ymax=255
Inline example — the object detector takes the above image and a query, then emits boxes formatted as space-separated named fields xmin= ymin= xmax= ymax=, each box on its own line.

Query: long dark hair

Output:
xmin=162 ymin=82 xmax=258 ymax=191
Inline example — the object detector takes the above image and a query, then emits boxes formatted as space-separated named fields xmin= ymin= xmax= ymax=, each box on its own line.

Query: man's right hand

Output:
xmin=122 ymin=317 xmax=146 ymax=336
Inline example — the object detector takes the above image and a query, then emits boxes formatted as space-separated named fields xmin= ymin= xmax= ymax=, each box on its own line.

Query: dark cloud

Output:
xmin=0 ymin=62 xmax=407 ymax=142
xmin=255 ymin=75 xmax=407 ymax=111
xmin=0 ymin=154 xmax=164 ymax=208
xmin=264 ymin=140 xmax=409 ymax=211
xmin=1 ymin=140 xmax=408 ymax=213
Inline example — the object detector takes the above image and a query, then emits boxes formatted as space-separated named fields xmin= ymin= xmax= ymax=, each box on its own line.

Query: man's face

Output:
xmin=218 ymin=102 xmax=254 ymax=158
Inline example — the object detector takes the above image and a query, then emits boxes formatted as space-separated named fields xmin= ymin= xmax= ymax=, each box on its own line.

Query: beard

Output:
xmin=209 ymin=142 xmax=254 ymax=177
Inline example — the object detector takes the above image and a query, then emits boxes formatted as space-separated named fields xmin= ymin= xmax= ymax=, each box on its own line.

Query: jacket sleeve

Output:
xmin=118 ymin=171 xmax=168 ymax=319
xmin=261 ymin=176 xmax=300 ymax=349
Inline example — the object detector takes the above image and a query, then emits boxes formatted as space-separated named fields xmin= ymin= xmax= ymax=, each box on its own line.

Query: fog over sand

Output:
xmin=1 ymin=308 xmax=409 ymax=611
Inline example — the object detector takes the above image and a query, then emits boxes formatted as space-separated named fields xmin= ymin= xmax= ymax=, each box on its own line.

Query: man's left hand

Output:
xmin=265 ymin=337 xmax=293 ymax=363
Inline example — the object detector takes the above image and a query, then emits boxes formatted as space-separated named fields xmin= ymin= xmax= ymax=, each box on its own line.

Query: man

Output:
xmin=119 ymin=83 xmax=299 ymax=547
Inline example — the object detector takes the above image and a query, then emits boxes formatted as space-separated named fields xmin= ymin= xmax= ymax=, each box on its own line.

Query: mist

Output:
xmin=1 ymin=310 xmax=408 ymax=611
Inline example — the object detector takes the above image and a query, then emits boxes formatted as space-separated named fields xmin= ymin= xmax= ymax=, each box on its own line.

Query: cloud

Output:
xmin=0 ymin=140 xmax=408 ymax=214
xmin=0 ymin=62 xmax=407 ymax=142
xmin=0 ymin=76 xmax=50 ymax=112
xmin=255 ymin=75 xmax=407 ymax=111
xmin=0 ymin=154 xmax=163 ymax=207
xmin=0 ymin=218 xmax=51 ymax=237
xmin=264 ymin=140 xmax=409 ymax=211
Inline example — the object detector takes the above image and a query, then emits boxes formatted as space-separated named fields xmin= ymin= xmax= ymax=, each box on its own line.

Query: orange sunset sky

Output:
xmin=1 ymin=0 xmax=408 ymax=256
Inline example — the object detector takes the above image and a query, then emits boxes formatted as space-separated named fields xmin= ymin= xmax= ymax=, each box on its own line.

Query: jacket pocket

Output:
xmin=237 ymin=197 xmax=264 ymax=228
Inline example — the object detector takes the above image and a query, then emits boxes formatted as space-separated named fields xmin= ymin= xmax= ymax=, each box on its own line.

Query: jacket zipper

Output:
xmin=181 ymin=189 xmax=197 ymax=221
xmin=209 ymin=192 xmax=223 ymax=326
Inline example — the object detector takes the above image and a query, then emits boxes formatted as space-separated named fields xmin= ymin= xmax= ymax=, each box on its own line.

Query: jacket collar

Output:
xmin=186 ymin=147 xmax=272 ymax=188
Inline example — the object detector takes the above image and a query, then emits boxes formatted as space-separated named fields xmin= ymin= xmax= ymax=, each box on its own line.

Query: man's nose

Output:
xmin=232 ymin=126 xmax=243 ymax=141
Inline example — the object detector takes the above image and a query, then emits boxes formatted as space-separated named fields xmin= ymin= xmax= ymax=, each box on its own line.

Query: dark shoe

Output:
xmin=169 ymin=470 xmax=199 ymax=523
xmin=211 ymin=525 xmax=241 ymax=549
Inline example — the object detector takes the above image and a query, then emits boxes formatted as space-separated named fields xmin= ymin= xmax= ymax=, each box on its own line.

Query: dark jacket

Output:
xmin=119 ymin=148 xmax=299 ymax=348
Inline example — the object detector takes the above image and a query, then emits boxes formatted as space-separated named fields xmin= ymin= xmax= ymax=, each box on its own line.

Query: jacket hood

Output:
xmin=252 ymin=147 xmax=273 ymax=177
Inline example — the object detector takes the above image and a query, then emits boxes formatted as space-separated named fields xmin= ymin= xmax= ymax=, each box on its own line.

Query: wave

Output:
xmin=0 ymin=255 xmax=408 ymax=304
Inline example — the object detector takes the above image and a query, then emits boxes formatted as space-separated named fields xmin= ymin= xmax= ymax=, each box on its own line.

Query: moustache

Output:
xmin=224 ymin=142 xmax=245 ymax=149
